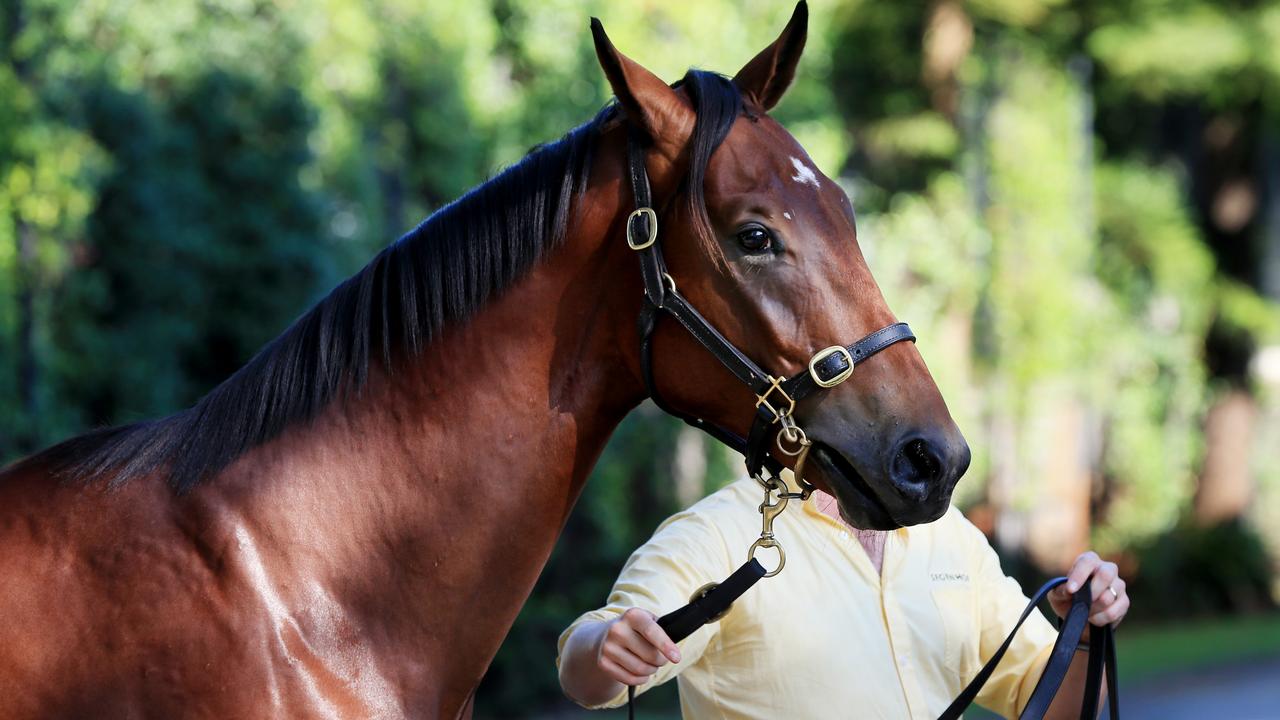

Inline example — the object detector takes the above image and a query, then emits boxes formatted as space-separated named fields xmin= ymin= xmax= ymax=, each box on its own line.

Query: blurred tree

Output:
xmin=0 ymin=0 xmax=106 ymax=453
xmin=47 ymin=71 xmax=333 ymax=430
xmin=2 ymin=1 xmax=1280 ymax=715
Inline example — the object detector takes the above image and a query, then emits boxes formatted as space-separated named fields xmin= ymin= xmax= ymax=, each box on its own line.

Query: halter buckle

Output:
xmin=808 ymin=345 xmax=855 ymax=388
xmin=626 ymin=207 xmax=658 ymax=250
xmin=755 ymin=375 xmax=796 ymax=423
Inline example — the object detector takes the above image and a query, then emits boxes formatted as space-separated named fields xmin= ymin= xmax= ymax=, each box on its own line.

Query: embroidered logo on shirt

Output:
xmin=931 ymin=572 xmax=970 ymax=583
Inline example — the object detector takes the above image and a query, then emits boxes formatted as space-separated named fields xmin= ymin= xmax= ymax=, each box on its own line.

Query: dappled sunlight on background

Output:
xmin=2 ymin=0 xmax=1278 ymax=717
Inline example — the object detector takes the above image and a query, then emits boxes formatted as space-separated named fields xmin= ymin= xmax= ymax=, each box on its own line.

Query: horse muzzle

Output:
xmin=808 ymin=431 xmax=969 ymax=530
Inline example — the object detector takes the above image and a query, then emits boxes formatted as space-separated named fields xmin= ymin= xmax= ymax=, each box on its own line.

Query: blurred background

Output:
xmin=2 ymin=0 xmax=1279 ymax=717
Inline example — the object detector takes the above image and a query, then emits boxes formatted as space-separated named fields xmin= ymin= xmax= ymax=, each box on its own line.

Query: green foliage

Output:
xmin=1090 ymin=8 xmax=1252 ymax=101
xmin=45 ymin=72 xmax=334 ymax=433
xmin=4 ymin=0 xmax=1280 ymax=714
xmin=1089 ymin=164 xmax=1216 ymax=551
xmin=1127 ymin=520 xmax=1276 ymax=620
xmin=859 ymin=174 xmax=992 ymax=503
xmin=1118 ymin=611 xmax=1280 ymax=683
xmin=1217 ymin=278 xmax=1280 ymax=345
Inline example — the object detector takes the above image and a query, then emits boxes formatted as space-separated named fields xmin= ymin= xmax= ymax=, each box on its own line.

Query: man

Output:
xmin=557 ymin=474 xmax=1129 ymax=719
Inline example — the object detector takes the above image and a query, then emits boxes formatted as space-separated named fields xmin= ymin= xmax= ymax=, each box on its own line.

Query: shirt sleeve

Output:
xmin=958 ymin=514 xmax=1059 ymax=718
xmin=556 ymin=507 xmax=736 ymax=709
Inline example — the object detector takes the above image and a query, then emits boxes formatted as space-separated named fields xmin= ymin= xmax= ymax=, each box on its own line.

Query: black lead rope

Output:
xmin=938 ymin=576 xmax=1119 ymax=719
xmin=627 ymin=559 xmax=769 ymax=720
xmin=628 ymin=575 xmax=1118 ymax=719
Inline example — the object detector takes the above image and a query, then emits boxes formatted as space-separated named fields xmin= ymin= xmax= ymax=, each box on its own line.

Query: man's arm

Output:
xmin=961 ymin=510 xmax=1131 ymax=718
xmin=556 ymin=508 xmax=734 ymax=708
xmin=559 ymin=608 xmax=682 ymax=707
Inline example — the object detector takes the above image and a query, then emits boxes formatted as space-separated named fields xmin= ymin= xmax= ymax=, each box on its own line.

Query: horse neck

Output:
xmin=198 ymin=139 xmax=647 ymax=708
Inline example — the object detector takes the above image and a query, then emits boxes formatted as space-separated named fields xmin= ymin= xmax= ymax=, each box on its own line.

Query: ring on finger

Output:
xmin=1108 ymin=585 xmax=1118 ymax=600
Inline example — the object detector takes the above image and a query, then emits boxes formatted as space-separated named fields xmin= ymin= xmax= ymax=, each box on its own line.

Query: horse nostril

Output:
xmin=888 ymin=437 xmax=944 ymax=502
xmin=903 ymin=438 xmax=941 ymax=482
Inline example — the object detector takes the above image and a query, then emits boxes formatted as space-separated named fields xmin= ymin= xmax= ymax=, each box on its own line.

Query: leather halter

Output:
xmin=625 ymin=131 xmax=916 ymax=489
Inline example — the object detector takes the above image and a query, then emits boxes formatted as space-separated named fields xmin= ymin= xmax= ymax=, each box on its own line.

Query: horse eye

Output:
xmin=736 ymin=226 xmax=773 ymax=254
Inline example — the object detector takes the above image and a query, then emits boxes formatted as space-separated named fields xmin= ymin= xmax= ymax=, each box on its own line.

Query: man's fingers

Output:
xmin=1089 ymin=562 xmax=1119 ymax=603
xmin=599 ymin=654 xmax=649 ymax=687
xmin=603 ymin=641 xmax=659 ymax=677
xmin=636 ymin=616 xmax=682 ymax=663
xmin=622 ymin=607 xmax=658 ymax=627
xmin=623 ymin=627 xmax=670 ymax=668
xmin=1090 ymin=595 xmax=1129 ymax=627
xmin=620 ymin=608 xmax=675 ymax=665
xmin=1066 ymin=551 xmax=1100 ymax=593
xmin=1058 ymin=552 xmax=1130 ymax=627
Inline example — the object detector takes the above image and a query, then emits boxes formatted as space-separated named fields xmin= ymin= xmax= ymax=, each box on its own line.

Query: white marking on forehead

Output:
xmin=782 ymin=211 xmax=792 ymax=220
xmin=790 ymin=157 xmax=819 ymax=187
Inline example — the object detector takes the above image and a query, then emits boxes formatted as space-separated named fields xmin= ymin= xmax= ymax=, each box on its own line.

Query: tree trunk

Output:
xmin=922 ymin=0 xmax=972 ymax=119
xmin=1026 ymin=396 xmax=1093 ymax=571
xmin=1195 ymin=389 xmax=1258 ymax=525
xmin=671 ymin=423 xmax=706 ymax=508
xmin=1261 ymin=125 xmax=1280 ymax=301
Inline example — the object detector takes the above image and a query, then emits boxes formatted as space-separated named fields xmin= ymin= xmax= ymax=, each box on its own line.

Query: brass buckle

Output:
xmin=755 ymin=375 xmax=795 ymax=423
xmin=689 ymin=582 xmax=733 ymax=623
xmin=627 ymin=207 xmax=658 ymax=250
xmin=808 ymin=345 xmax=855 ymax=388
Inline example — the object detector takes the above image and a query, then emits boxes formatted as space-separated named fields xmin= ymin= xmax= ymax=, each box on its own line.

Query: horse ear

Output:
xmin=733 ymin=1 xmax=808 ymax=111
xmin=591 ymin=18 xmax=693 ymax=147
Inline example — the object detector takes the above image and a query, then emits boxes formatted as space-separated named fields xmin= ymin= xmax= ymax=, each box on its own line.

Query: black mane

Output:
xmin=30 ymin=70 xmax=744 ymax=492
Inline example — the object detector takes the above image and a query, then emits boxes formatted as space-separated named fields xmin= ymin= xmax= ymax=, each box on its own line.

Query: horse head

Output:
xmin=594 ymin=2 xmax=970 ymax=529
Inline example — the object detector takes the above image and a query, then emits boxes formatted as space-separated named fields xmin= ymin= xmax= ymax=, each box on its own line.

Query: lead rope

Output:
xmin=630 ymin=573 xmax=1119 ymax=719
xmin=938 ymin=576 xmax=1119 ymax=720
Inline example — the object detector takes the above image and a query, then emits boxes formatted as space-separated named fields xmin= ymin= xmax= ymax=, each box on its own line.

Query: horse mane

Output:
xmin=23 ymin=70 xmax=744 ymax=492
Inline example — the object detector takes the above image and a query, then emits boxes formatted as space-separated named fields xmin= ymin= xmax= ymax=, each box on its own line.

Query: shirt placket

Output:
xmin=807 ymin=502 xmax=923 ymax=718
xmin=880 ymin=529 xmax=934 ymax=719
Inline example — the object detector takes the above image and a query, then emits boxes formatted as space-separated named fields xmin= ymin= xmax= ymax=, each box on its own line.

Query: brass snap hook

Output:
xmin=748 ymin=479 xmax=790 ymax=578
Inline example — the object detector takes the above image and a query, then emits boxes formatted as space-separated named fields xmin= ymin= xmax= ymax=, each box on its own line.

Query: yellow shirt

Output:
xmin=557 ymin=477 xmax=1057 ymax=719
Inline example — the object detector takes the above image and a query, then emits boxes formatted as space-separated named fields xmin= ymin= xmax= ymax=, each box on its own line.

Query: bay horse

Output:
xmin=0 ymin=4 xmax=969 ymax=717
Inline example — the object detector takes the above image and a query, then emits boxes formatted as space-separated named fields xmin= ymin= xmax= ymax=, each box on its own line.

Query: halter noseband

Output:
xmin=625 ymin=132 xmax=916 ymax=496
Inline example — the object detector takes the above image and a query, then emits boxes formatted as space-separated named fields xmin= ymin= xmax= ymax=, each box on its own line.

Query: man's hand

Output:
xmin=1048 ymin=551 xmax=1129 ymax=628
xmin=594 ymin=608 xmax=683 ymax=686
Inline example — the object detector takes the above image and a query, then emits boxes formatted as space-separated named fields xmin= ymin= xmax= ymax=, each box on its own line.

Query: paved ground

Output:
xmin=530 ymin=656 xmax=1280 ymax=719
xmin=1122 ymin=655 xmax=1280 ymax=720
